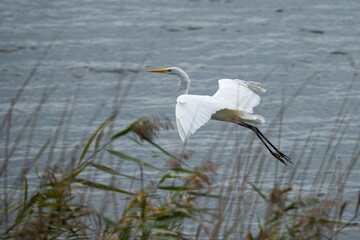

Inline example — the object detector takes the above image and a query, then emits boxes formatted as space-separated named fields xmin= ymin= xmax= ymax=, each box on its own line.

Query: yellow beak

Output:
xmin=146 ymin=68 xmax=169 ymax=73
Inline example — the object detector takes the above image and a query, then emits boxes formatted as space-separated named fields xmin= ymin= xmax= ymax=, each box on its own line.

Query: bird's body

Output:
xmin=175 ymin=79 xmax=266 ymax=141
xmin=147 ymin=67 xmax=291 ymax=165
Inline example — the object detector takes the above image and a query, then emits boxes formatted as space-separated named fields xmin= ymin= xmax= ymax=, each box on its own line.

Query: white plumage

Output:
xmin=147 ymin=67 xmax=291 ymax=165
xmin=176 ymin=95 xmax=226 ymax=141
xmin=176 ymin=79 xmax=266 ymax=141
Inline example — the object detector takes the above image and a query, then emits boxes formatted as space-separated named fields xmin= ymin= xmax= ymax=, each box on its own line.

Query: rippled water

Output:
xmin=1 ymin=0 xmax=359 ymax=237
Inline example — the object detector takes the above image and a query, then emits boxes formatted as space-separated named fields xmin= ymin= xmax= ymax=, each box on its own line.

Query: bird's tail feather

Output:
xmin=236 ymin=112 xmax=265 ymax=125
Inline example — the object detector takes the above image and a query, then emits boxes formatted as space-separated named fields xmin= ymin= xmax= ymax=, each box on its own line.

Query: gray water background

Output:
xmin=1 ymin=0 xmax=360 ymax=237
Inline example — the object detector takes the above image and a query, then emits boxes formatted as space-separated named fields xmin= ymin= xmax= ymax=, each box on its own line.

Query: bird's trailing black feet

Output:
xmin=237 ymin=122 xmax=292 ymax=165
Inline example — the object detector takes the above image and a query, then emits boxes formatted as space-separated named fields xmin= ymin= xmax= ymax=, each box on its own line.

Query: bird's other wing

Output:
xmin=213 ymin=79 xmax=266 ymax=113
xmin=176 ymin=94 xmax=228 ymax=142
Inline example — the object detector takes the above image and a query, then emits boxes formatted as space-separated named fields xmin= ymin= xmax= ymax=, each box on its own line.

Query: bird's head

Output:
xmin=147 ymin=67 xmax=184 ymax=76
xmin=147 ymin=67 xmax=190 ymax=96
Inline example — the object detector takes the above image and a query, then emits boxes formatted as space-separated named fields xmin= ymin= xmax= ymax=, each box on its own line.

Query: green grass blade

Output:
xmin=0 ymin=201 xmax=19 ymax=215
xmin=106 ymin=149 xmax=161 ymax=171
xmin=94 ymin=129 xmax=104 ymax=154
xmin=61 ymin=165 xmax=86 ymax=181
xmin=73 ymin=178 xmax=135 ymax=195
xmin=79 ymin=116 xmax=113 ymax=164
xmin=111 ymin=118 xmax=146 ymax=141
xmin=13 ymin=192 xmax=42 ymax=227
xmin=126 ymin=135 xmax=144 ymax=145
xmin=151 ymin=228 xmax=186 ymax=238
xmin=89 ymin=162 xmax=140 ymax=180
xmin=143 ymin=137 xmax=179 ymax=161
xmin=23 ymin=177 xmax=28 ymax=211
xmin=2 ymin=201 xmax=21 ymax=235
xmin=159 ymin=173 xmax=189 ymax=184
xmin=35 ymin=164 xmax=40 ymax=179
xmin=249 ymin=182 xmax=268 ymax=202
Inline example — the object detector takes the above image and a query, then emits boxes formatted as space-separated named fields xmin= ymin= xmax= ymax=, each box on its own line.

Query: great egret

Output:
xmin=147 ymin=67 xmax=291 ymax=165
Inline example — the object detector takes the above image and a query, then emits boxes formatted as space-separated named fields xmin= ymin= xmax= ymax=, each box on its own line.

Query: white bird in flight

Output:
xmin=147 ymin=67 xmax=291 ymax=165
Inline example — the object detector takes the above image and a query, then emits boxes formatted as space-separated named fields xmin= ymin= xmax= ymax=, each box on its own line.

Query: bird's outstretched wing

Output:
xmin=213 ymin=79 xmax=266 ymax=113
xmin=176 ymin=79 xmax=266 ymax=142
xmin=176 ymin=95 xmax=229 ymax=141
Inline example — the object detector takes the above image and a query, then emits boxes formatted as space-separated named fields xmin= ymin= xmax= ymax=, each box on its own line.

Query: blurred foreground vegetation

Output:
xmin=1 ymin=115 xmax=359 ymax=239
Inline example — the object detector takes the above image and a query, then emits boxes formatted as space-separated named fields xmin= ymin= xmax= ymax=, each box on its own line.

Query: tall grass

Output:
xmin=1 ymin=114 xmax=358 ymax=239
xmin=0 ymin=49 xmax=359 ymax=239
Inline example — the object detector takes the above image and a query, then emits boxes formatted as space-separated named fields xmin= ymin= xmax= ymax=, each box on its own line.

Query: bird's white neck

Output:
xmin=176 ymin=69 xmax=190 ymax=96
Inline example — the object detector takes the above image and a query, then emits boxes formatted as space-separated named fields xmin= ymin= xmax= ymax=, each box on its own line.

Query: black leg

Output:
xmin=237 ymin=122 xmax=292 ymax=165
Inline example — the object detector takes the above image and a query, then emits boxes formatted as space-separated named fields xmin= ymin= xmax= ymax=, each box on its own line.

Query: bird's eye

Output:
xmin=167 ymin=69 xmax=172 ymax=72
